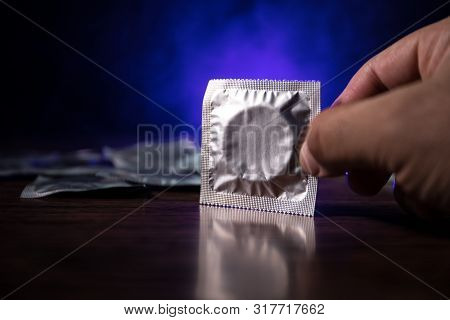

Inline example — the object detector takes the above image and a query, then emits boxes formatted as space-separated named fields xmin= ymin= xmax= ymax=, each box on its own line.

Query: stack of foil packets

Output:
xmin=0 ymin=139 xmax=200 ymax=198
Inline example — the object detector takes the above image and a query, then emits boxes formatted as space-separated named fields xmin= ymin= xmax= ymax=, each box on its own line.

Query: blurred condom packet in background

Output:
xmin=20 ymin=175 xmax=136 ymax=198
xmin=0 ymin=138 xmax=200 ymax=198
xmin=0 ymin=149 xmax=109 ymax=177
xmin=102 ymin=139 xmax=200 ymax=185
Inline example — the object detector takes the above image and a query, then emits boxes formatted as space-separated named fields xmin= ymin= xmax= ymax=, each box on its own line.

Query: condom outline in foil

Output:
xmin=200 ymin=79 xmax=320 ymax=216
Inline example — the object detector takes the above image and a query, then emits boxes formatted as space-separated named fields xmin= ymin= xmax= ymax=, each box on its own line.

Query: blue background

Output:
xmin=0 ymin=0 xmax=448 ymax=149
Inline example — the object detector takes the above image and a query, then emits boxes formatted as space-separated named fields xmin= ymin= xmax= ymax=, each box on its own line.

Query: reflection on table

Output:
xmin=197 ymin=205 xmax=315 ymax=299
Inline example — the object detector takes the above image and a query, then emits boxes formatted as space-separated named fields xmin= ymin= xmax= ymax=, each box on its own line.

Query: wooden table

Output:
xmin=0 ymin=177 xmax=449 ymax=299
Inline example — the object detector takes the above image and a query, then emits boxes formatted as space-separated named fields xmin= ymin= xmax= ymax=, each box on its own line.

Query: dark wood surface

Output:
xmin=0 ymin=177 xmax=449 ymax=299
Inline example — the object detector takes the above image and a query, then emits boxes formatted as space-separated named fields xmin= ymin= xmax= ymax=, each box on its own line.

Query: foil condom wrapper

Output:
xmin=200 ymin=79 xmax=320 ymax=216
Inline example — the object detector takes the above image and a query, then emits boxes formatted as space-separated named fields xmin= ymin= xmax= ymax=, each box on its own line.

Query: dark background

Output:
xmin=0 ymin=0 xmax=448 ymax=150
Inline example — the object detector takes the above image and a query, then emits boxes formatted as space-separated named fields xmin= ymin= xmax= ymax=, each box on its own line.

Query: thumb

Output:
xmin=300 ymin=86 xmax=410 ymax=177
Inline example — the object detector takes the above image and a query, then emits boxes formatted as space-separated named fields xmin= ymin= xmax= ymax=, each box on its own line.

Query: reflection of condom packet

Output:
xmin=200 ymin=79 xmax=320 ymax=216
xmin=197 ymin=206 xmax=315 ymax=299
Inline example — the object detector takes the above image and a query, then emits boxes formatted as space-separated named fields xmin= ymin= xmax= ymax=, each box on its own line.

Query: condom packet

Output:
xmin=102 ymin=139 xmax=200 ymax=185
xmin=0 ymin=149 xmax=110 ymax=177
xmin=20 ymin=174 xmax=138 ymax=198
xmin=200 ymin=79 xmax=320 ymax=216
xmin=19 ymin=140 xmax=201 ymax=198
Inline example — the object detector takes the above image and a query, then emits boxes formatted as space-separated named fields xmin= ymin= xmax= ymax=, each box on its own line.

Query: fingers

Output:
xmin=332 ymin=36 xmax=420 ymax=193
xmin=328 ymin=25 xmax=420 ymax=194
xmin=334 ymin=17 xmax=449 ymax=106
xmin=333 ymin=39 xmax=419 ymax=106
xmin=300 ymin=18 xmax=450 ymax=197
xmin=300 ymin=98 xmax=387 ymax=177
xmin=325 ymin=18 xmax=450 ymax=195
xmin=300 ymin=82 xmax=419 ymax=179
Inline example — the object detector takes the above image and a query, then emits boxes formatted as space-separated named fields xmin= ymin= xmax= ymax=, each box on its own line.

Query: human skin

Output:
xmin=299 ymin=17 xmax=450 ymax=218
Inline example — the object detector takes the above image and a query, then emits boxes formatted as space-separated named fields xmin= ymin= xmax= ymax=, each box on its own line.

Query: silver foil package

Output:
xmin=18 ymin=140 xmax=201 ymax=198
xmin=101 ymin=140 xmax=200 ymax=186
xmin=200 ymin=79 xmax=320 ymax=216
xmin=20 ymin=175 xmax=136 ymax=198
xmin=0 ymin=149 xmax=109 ymax=177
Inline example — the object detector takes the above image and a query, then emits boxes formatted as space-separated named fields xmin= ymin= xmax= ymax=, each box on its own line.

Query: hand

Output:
xmin=300 ymin=17 xmax=450 ymax=218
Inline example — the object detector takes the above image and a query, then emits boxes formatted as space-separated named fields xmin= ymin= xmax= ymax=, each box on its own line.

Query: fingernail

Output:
xmin=300 ymin=142 xmax=321 ymax=176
